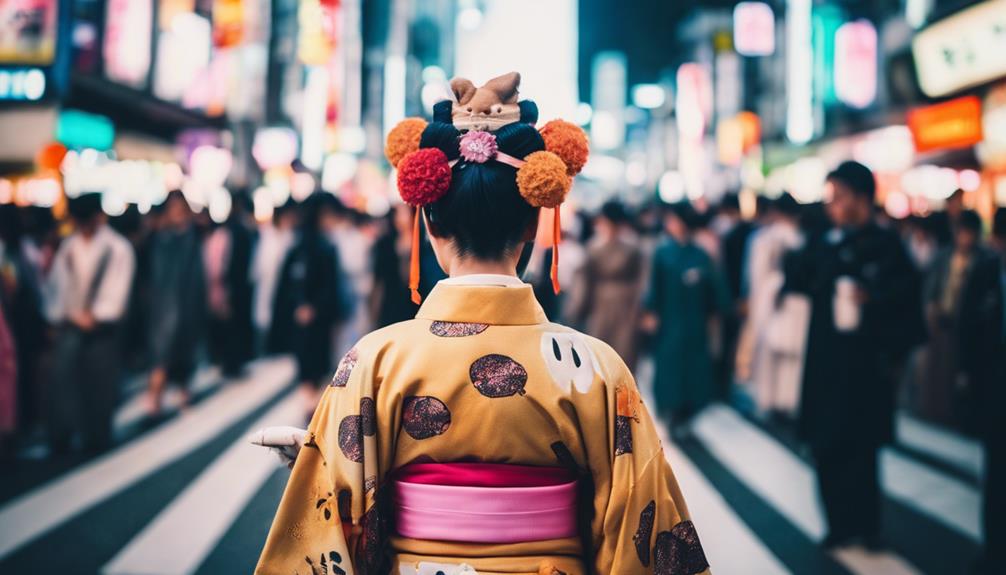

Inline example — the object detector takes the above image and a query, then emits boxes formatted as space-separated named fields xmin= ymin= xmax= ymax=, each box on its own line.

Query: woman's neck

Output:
xmin=447 ymin=258 xmax=517 ymax=278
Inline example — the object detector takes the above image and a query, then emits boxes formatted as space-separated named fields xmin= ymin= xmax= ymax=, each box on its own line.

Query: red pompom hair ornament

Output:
xmin=396 ymin=148 xmax=452 ymax=207
xmin=394 ymin=146 xmax=452 ymax=306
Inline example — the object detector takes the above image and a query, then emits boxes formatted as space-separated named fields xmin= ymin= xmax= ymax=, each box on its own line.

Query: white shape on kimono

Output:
xmin=540 ymin=331 xmax=600 ymax=394
xmin=399 ymin=562 xmax=479 ymax=575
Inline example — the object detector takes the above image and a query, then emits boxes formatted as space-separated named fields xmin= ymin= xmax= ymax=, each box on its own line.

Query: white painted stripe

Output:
xmin=113 ymin=366 xmax=222 ymax=436
xmin=660 ymin=426 xmax=791 ymax=574
xmin=635 ymin=359 xmax=790 ymax=575
xmin=692 ymin=405 xmax=826 ymax=539
xmin=895 ymin=412 xmax=983 ymax=479
xmin=0 ymin=357 xmax=295 ymax=559
xmin=881 ymin=448 xmax=982 ymax=542
xmin=102 ymin=391 xmax=303 ymax=575
xmin=692 ymin=405 xmax=921 ymax=575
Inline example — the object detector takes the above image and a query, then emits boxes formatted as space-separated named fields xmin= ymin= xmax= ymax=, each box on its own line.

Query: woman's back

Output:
xmin=256 ymin=281 xmax=709 ymax=574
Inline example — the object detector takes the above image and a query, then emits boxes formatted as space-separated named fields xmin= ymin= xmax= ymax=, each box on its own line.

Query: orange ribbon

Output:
xmin=550 ymin=207 xmax=561 ymax=294
xmin=409 ymin=207 xmax=422 ymax=305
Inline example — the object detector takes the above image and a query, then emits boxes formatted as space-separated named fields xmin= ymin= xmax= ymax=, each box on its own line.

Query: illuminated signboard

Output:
xmin=104 ymin=0 xmax=152 ymax=88
xmin=0 ymin=67 xmax=45 ymax=100
xmin=0 ymin=0 xmax=58 ymax=65
xmin=907 ymin=95 xmax=984 ymax=153
xmin=834 ymin=20 xmax=877 ymax=109
xmin=56 ymin=109 xmax=115 ymax=150
xmin=733 ymin=2 xmax=775 ymax=56
xmin=912 ymin=0 xmax=1006 ymax=98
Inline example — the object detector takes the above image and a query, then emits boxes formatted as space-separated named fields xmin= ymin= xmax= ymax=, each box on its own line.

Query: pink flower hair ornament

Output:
xmin=458 ymin=130 xmax=499 ymax=164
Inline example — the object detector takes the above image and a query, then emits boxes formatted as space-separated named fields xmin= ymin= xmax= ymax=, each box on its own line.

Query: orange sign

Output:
xmin=907 ymin=96 xmax=984 ymax=153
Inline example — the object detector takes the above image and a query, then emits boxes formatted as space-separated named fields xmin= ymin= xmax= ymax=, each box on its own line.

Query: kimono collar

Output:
xmin=439 ymin=274 xmax=525 ymax=287
xmin=416 ymin=280 xmax=548 ymax=325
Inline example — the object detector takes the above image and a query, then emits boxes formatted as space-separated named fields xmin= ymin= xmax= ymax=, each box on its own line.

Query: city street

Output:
xmin=0 ymin=358 xmax=982 ymax=574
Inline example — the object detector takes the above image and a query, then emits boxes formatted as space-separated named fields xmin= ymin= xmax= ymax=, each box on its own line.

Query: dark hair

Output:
xmin=958 ymin=210 xmax=982 ymax=234
xmin=720 ymin=193 xmax=741 ymax=212
xmin=993 ymin=207 xmax=1006 ymax=238
xmin=827 ymin=161 xmax=876 ymax=201
xmin=68 ymin=193 xmax=103 ymax=222
xmin=600 ymin=200 xmax=629 ymax=225
xmin=665 ymin=201 xmax=699 ymax=230
xmin=0 ymin=204 xmax=23 ymax=245
xmin=421 ymin=119 xmax=545 ymax=260
xmin=773 ymin=192 xmax=800 ymax=217
xmin=300 ymin=192 xmax=344 ymax=234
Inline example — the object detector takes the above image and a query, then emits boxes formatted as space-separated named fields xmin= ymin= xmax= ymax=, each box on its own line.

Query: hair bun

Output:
xmin=385 ymin=117 xmax=428 ymax=168
xmin=397 ymin=148 xmax=452 ymax=206
xmin=516 ymin=151 xmax=571 ymax=208
xmin=539 ymin=120 xmax=589 ymax=176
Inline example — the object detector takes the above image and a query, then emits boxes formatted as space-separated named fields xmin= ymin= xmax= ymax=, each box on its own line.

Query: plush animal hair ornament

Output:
xmin=384 ymin=71 xmax=590 ymax=302
xmin=450 ymin=72 xmax=523 ymax=132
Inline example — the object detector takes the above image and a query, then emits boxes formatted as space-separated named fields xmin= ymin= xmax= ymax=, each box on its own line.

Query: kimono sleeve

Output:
xmin=594 ymin=363 xmax=711 ymax=575
xmin=256 ymin=346 xmax=385 ymax=575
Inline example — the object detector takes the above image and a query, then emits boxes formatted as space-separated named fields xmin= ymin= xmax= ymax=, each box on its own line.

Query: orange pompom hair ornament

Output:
xmin=539 ymin=120 xmax=589 ymax=176
xmin=516 ymin=150 xmax=573 ymax=294
xmin=385 ymin=117 xmax=428 ymax=168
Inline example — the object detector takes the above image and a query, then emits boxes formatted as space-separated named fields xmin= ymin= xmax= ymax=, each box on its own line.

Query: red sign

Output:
xmin=907 ymin=96 xmax=984 ymax=153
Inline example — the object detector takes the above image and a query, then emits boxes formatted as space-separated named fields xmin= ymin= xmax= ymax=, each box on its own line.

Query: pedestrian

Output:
xmin=785 ymin=161 xmax=924 ymax=549
xmin=972 ymin=207 xmax=1006 ymax=574
xmin=567 ymin=201 xmax=645 ymax=370
xmin=252 ymin=199 xmax=298 ymax=354
xmin=643 ymin=201 xmax=730 ymax=434
xmin=255 ymin=72 xmax=708 ymax=574
xmin=271 ymin=193 xmax=346 ymax=418
xmin=44 ymin=193 xmax=135 ymax=454
xmin=204 ymin=193 xmax=256 ymax=377
xmin=144 ymin=191 xmax=206 ymax=417
xmin=917 ymin=210 xmax=1001 ymax=428
xmin=714 ymin=193 xmax=754 ymax=397
xmin=735 ymin=193 xmax=808 ymax=419
xmin=368 ymin=203 xmax=445 ymax=328
xmin=0 ymin=205 xmax=46 ymax=442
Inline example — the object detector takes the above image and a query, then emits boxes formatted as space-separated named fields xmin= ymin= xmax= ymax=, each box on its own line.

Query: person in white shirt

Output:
xmin=45 ymin=193 xmax=135 ymax=454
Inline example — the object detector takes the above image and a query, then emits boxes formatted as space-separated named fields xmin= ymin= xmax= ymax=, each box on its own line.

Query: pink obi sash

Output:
xmin=393 ymin=463 xmax=578 ymax=543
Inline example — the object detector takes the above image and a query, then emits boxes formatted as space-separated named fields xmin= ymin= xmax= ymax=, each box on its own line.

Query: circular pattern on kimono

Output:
xmin=337 ymin=489 xmax=353 ymax=522
xmin=633 ymin=500 xmax=656 ymax=566
xmin=429 ymin=321 xmax=489 ymax=337
xmin=364 ymin=475 xmax=377 ymax=494
xmin=653 ymin=520 xmax=709 ymax=575
xmin=360 ymin=397 xmax=377 ymax=436
xmin=331 ymin=347 xmax=359 ymax=387
xmin=338 ymin=415 xmax=364 ymax=463
xmin=615 ymin=415 xmax=633 ymax=456
xmin=401 ymin=396 xmax=452 ymax=439
xmin=469 ymin=354 xmax=528 ymax=398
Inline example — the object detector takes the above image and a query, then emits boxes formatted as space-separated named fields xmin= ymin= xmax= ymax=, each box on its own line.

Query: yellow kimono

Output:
xmin=256 ymin=280 xmax=709 ymax=575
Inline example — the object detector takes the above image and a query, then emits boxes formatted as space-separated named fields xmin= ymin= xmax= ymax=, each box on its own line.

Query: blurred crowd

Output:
xmin=0 ymin=160 xmax=1004 ymax=566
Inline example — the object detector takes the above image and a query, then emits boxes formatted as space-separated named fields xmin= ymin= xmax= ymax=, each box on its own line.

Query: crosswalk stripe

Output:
xmin=692 ymin=405 xmax=921 ymax=575
xmin=102 ymin=390 xmax=303 ymax=575
xmin=112 ymin=366 xmax=222 ymax=436
xmin=633 ymin=358 xmax=791 ymax=575
xmin=881 ymin=448 xmax=983 ymax=542
xmin=0 ymin=358 xmax=295 ymax=560
xmin=895 ymin=412 xmax=983 ymax=480
xmin=659 ymin=428 xmax=791 ymax=574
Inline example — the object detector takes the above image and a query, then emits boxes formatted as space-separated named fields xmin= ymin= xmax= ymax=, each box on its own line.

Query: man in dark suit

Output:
xmin=786 ymin=161 xmax=924 ymax=549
